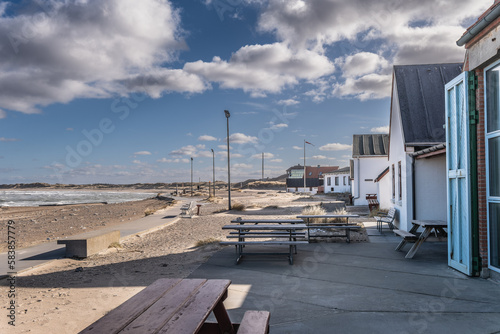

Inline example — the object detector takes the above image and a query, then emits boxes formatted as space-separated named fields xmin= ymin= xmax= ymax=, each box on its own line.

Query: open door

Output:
xmin=445 ymin=72 xmax=473 ymax=276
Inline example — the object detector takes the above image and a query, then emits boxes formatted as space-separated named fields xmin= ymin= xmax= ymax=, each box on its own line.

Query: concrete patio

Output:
xmin=190 ymin=227 xmax=500 ymax=333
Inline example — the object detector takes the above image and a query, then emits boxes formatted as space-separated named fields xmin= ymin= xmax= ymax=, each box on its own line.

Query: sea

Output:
xmin=0 ymin=190 xmax=157 ymax=207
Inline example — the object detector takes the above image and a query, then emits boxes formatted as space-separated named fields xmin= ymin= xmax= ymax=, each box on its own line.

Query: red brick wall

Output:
xmin=475 ymin=68 xmax=489 ymax=269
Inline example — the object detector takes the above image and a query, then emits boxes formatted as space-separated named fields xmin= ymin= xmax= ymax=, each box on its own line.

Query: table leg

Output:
xmin=395 ymin=224 xmax=419 ymax=251
xmin=405 ymin=227 xmax=433 ymax=259
xmin=212 ymin=296 xmax=236 ymax=334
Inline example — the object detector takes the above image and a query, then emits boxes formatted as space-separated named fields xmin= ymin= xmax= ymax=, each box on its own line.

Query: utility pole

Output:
xmin=262 ymin=152 xmax=264 ymax=181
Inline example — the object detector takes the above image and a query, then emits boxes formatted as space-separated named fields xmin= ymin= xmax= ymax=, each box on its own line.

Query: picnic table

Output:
xmin=296 ymin=215 xmax=361 ymax=243
xmin=79 ymin=278 xmax=270 ymax=334
xmin=221 ymin=223 xmax=308 ymax=264
xmin=395 ymin=220 xmax=447 ymax=259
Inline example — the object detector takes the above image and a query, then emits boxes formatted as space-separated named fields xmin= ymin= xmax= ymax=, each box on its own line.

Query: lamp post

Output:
xmin=211 ymin=148 xmax=215 ymax=197
xmin=224 ymin=110 xmax=231 ymax=210
xmin=190 ymin=157 xmax=193 ymax=197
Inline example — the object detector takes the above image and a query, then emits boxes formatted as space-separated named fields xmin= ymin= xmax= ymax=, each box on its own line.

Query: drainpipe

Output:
xmin=352 ymin=158 xmax=361 ymax=203
xmin=411 ymin=155 xmax=416 ymax=221
xmin=457 ymin=4 xmax=500 ymax=46
xmin=468 ymin=71 xmax=481 ymax=276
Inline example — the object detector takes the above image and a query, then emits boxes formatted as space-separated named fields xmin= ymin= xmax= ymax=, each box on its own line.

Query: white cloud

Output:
xmin=0 ymin=109 xmax=5 ymax=119
xmin=292 ymin=146 xmax=301 ymax=150
xmin=277 ymin=99 xmax=299 ymax=106
xmin=251 ymin=153 xmax=274 ymax=159
xmin=319 ymin=143 xmax=352 ymax=151
xmin=371 ymin=125 xmax=389 ymax=133
xmin=255 ymin=0 xmax=490 ymax=100
xmin=270 ymin=158 xmax=283 ymax=163
xmin=312 ymin=155 xmax=327 ymax=159
xmin=134 ymin=151 xmax=152 ymax=156
xmin=269 ymin=123 xmax=288 ymax=130
xmin=229 ymin=133 xmax=258 ymax=144
xmin=332 ymin=73 xmax=392 ymax=101
xmin=132 ymin=160 xmax=142 ymax=164
xmin=0 ymin=137 xmax=20 ymax=142
xmin=0 ymin=0 xmax=208 ymax=114
xmin=184 ymin=42 xmax=334 ymax=96
xmin=170 ymin=145 xmax=198 ymax=157
xmin=233 ymin=163 xmax=253 ymax=169
xmin=218 ymin=145 xmax=232 ymax=150
xmin=198 ymin=135 xmax=217 ymax=141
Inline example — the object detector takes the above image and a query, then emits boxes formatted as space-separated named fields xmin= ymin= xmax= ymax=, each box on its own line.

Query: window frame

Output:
xmin=398 ymin=161 xmax=402 ymax=201
xmin=484 ymin=60 xmax=500 ymax=273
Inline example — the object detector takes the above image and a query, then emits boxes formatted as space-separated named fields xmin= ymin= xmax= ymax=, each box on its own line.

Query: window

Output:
xmin=319 ymin=171 xmax=323 ymax=176
xmin=327 ymin=177 xmax=331 ymax=186
xmin=343 ymin=176 xmax=346 ymax=185
xmin=308 ymin=172 xmax=312 ymax=176
xmin=392 ymin=164 xmax=395 ymax=199
xmin=398 ymin=161 xmax=402 ymax=201
xmin=335 ymin=177 xmax=339 ymax=186
xmin=485 ymin=63 xmax=500 ymax=271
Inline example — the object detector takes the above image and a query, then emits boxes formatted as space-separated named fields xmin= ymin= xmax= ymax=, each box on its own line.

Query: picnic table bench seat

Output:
xmin=221 ymin=223 xmax=308 ymax=264
xmin=366 ymin=194 xmax=379 ymax=211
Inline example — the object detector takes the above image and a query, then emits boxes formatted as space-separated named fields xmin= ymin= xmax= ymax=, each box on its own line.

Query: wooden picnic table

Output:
xmin=395 ymin=220 xmax=447 ymax=259
xmin=80 ymin=278 xmax=270 ymax=334
xmin=296 ymin=215 xmax=361 ymax=243
xmin=221 ymin=224 xmax=308 ymax=264
xmin=231 ymin=217 xmax=304 ymax=224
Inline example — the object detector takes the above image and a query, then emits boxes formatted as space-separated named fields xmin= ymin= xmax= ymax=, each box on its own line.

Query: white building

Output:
xmin=385 ymin=64 xmax=462 ymax=231
xmin=350 ymin=134 xmax=389 ymax=206
xmin=324 ymin=167 xmax=351 ymax=194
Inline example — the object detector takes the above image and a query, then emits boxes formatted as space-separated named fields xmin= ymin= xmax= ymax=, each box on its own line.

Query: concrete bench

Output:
xmin=57 ymin=230 xmax=120 ymax=258
xmin=237 ymin=310 xmax=270 ymax=334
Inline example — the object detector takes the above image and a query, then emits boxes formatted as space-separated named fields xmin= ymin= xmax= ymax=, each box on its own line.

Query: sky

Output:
xmin=0 ymin=0 xmax=493 ymax=184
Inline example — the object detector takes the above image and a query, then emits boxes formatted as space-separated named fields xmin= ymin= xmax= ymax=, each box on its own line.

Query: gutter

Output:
xmin=457 ymin=3 xmax=500 ymax=46
xmin=410 ymin=143 xmax=446 ymax=158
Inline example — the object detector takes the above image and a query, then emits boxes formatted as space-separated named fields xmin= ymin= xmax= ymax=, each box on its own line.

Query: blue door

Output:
xmin=445 ymin=72 xmax=473 ymax=276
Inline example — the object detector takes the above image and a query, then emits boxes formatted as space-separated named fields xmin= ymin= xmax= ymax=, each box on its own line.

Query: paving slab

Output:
xmin=189 ymin=241 xmax=500 ymax=333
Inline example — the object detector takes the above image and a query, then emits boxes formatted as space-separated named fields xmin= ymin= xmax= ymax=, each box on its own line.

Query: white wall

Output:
xmin=287 ymin=187 xmax=318 ymax=195
xmin=324 ymin=173 xmax=351 ymax=193
xmin=352 ymin=157 xmax=389 ymax=206
xmin=387 ymin=80 xmax=413 ymax=231
xmin=376 ymin=171 xmax=392 ymax=210
xmin=414 ymin=155 xmax=447 ymax=221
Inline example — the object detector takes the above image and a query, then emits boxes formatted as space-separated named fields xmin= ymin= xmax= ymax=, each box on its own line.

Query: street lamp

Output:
xmin=224 ymin=110 xmax=231 ymax=210
xmin=190 ymin=157 xmax=193 ymax=197
xmin=211 ymin=148 xmax=215 ymax=197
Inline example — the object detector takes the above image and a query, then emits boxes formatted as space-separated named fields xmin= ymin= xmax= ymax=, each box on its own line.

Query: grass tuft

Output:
xmin=108 ymin=242 xmax=122 ymax=249
xmin=195 ymin=238 xmax=220 ymax=247
xmin=144 ymin=208 xmax=156 ymax=216
xmin=231 ymin=202 xmax=246 ymax=211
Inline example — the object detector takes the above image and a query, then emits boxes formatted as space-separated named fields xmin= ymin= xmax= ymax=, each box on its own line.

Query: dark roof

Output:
xmin=286 ymin=165 xmax=338 ymax=178
xmin=324 ymin=166 xmax=350 ymax=175
xmin=352 ymin=134 xmax=389 ymax=157
xmin=393 ymin=63 xmax=463 ymax=146
xmin=286 ymin=178 xmax=321 ymax=188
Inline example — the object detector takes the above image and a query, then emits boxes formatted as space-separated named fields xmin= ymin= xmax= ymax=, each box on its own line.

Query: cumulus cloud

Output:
xmin=270 ymin=158 xmax=283 ymax=163
xmin=319 ymin=143 xmax=352 ymax=151
xmin=0 ymin=0 xmax=207 ymax=114
xmin=312 ymin=155 xmax=327 ymax=159
xmin=228 ymin=133 xmax=258 ymax=144
xmin=184 ymin=42 xmax=334 ymax=96
xmin=255 ymin=0 xmax=490 ymax=100
xmin=170 ymin=145 xmax=198 ymax=157
xmin=198 ymin=135 xmax=217 ymax=141
xmin=134 ymin=151 xmax=152 ymax=156
xmin=0 ymin=110 xmax=6 ymax=119
xmin=292 ymin=146 xmax=301 ymax=150
xmin=371 ymin=125 xmax=389 ymax=133
xmin=233 ymin=163 xmax=253 ymax=169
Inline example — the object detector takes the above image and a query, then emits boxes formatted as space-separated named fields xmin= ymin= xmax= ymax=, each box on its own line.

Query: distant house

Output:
xmin=448 ymin=0 xmax=500 ymax=278
xmin=324 ymin=167 xmax=351 ymax=194
xmin=350 ymin=134 xmax=389 ymax=206
xmin=386 ymin=64 xmax=462 ymax=232
xmin=286 ymin=165 xmax=338 ymax=194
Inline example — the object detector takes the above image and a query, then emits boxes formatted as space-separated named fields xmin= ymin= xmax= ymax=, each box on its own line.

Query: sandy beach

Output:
xmin=0 ymin=190 xmax=368 ymax=333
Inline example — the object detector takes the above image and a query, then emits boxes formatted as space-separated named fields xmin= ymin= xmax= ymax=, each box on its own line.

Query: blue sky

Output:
xmin=0 ymin=0 xmax=492 ymax=184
